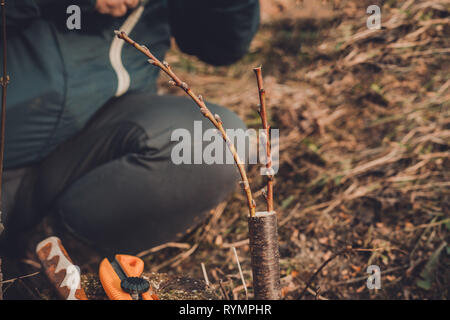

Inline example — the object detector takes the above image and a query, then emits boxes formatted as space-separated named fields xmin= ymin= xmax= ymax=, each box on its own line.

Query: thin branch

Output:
xmin=115 ymin=31 xmax=256 ymax=217
xmin=136 ymin=242 xmax=191 ymax=258
xmin=253 ymin=67 xmax=274 ymax=212
xmin=330 ymin=264 xmax=411 ymax=286
xmin=20 ymin=259 xmax=42 ymax=269
xmin=232 ymin=247 xmax=248 ymax=300
xmin=297 ymin=247 xmax=352 ymax=300
xmin=221 ymin=238 xmax=249 ymax=249
xmin=0 ymin=271 xmax=41 ymax=285
xmin=297 ymin=246 xmax=392 ymax=299
xmin=232 ymin=283 xmax=251 ymax=300
xmin=201 ymin=262 xmax=210 ymax=287
xmin=219 ymin=279 xmax=230 ymax=300
xmin=152 ymin=243 xmax=199 ymax=271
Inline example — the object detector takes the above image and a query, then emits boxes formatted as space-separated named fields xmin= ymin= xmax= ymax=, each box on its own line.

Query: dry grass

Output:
xmin=151 ymin=0 xmax=450 ymax=299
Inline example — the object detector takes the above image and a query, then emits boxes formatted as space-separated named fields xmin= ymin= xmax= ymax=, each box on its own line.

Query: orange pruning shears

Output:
xmin=99 ymin=254 xmax=158 ymax=300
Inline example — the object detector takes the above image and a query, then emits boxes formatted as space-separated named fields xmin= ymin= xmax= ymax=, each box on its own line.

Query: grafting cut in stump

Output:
xmin=248 ymin=211 xmax=281 ymax=300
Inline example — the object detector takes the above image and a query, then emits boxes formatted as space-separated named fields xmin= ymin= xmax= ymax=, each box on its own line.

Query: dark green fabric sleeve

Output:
xmin=5 ymin=0 xmax=97 ymax=28
xmin=35 ymin=0 xmax=97 ymax=7
xmin=168 ymin=0 xmax=260 ymax=66
xmin=5 ymin=0 xmax=41 ymax=27
xmin=36 ymin=0 xmax=97 ymax=12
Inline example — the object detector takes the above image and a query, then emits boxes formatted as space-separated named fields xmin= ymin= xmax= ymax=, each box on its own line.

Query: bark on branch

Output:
xmin=253 ymin=67 xmax=274 ymax=212
xmin=115 ymin=30 xmax=256 ymax=217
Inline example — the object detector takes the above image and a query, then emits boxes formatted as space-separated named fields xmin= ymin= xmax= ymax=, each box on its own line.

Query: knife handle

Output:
xmin=36 ymin=236 xmax=88 ymax=300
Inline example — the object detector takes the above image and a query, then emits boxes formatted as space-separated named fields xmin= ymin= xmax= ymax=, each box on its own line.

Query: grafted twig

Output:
xmin=115 ymin=31 xmax=256 ymax=217
xmin=253 ymin=67 xmax=274 ymax=212
xmin=249 ymin=67 xmax=281 ymax=300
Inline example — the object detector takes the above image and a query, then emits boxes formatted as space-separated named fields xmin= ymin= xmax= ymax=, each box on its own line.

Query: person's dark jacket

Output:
xmin=2 ymin=0 xmax=260 ymax=168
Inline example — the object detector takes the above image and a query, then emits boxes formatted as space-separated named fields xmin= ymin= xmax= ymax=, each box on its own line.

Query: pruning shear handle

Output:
xmin=99 ymin=254 xmax=158 ymax=300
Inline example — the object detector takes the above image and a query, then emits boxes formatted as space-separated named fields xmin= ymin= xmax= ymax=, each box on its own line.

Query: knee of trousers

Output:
xmin=122 ymin=95 xmax=249 ymax=173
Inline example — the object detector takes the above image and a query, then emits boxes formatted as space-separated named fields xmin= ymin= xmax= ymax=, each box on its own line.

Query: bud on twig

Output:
xmin=214 ymin=114 xmax=222 ymax=124
xmin=240 ymin=181 xmax=250 ymax=189
xmin=261 ymin=188 xmax=268 ymax=200
xmin=180 ymin=82 xmax=189 ymax=90
xmin=0 ymin=75 xmax=8 ymax=87
xmin=200 ymin=107 xmax=209 ymax=117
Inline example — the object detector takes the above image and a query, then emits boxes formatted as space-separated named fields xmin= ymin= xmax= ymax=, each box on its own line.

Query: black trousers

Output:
xmin=2 ymin=94 xmax=245 ymax=253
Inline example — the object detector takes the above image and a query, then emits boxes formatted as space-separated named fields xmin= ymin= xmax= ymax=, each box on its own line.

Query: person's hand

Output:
xmin=95 ymin=0 xmax=140 ymax=17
